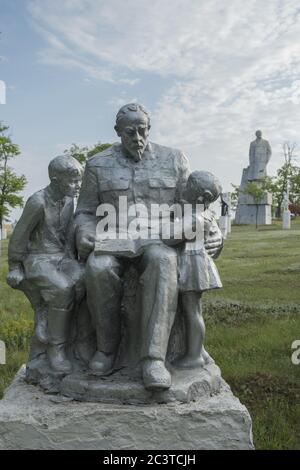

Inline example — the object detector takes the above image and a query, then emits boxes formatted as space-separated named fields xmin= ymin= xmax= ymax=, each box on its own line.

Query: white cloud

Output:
xmin=27 ymin=0 xmax=300 ymax=189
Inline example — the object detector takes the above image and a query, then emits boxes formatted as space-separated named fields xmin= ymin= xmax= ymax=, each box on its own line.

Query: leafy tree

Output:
xmin=64 ymin=142 xmax=112 ymax=164
xmin=63 ymin=143 xmax=88 ymax=164
xmin=289 ymin=166 xmax=300 ymax=206
xmin=0 ymin=123 xmax=27 ymax=232
xmin=268 ymin=143 xmax=300 ymax=218
xmin=88 ymin=142 xmax=112 ymax=158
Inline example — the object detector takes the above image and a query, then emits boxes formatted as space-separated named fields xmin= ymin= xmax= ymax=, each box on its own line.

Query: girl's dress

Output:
xmin=178 ymin=209 xmax=222 ymax=292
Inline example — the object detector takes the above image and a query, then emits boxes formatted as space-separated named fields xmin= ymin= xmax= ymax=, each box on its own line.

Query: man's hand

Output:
xmin=7 ymin=266 xmax=25 ymax=289
xmin=204 ymin=226 xmax=223 ymax=258
xmin=77 ymin=233 xmax=95 ymax=260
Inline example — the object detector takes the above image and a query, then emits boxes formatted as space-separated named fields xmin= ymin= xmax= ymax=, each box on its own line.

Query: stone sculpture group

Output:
xmin=2 ymin=103 xmax=255 ymax=450
xmin=7 ymin=103 xmax=225 ymax=397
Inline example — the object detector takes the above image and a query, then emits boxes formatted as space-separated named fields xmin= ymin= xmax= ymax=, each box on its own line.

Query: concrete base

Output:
xmin=26 ymin=354 xmax=223 ymax=405
xmin=282 ymin=210 xmax=291 ymax=230
xmin=0 ymin=366 xmax=254 ymax=450
xmin=60 ymin=360 xmax=222 ymax=405
xmin=235 ymin=203 xmax=272 ymax=225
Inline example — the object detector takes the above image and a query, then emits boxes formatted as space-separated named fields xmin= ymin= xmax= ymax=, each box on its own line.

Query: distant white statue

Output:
xmin=282 ymin=190 xmax=291 ymax=230
xmin=283 ymin=191 xmax=289 ymax=211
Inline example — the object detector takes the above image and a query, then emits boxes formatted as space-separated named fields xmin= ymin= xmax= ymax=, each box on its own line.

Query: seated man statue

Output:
xmin=7 ymin=155 xmax=85 ymax=373
xmin=75 ymin=103 xmax=223 ymax=391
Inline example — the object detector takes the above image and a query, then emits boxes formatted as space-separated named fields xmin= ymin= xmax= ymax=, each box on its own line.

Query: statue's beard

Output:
xmin=125 ymin=144 xmax=146 ymax=162
xmin=133 ymin=149 xmax=142 ymax=162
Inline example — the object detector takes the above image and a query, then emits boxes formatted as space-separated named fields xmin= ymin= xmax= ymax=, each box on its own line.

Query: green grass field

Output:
xmin=0 ymin=220 xmax=299 ymax=449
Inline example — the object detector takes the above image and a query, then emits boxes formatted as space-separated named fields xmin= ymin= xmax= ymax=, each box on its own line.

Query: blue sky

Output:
xmin=1 ymin=0 xmax=300 ymax=220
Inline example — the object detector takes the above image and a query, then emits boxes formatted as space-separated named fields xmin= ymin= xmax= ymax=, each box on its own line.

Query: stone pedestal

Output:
xmin=235 ymin=203 xmax=272 ymax=225
xmin=282 ymin=210 xmax=291 ymax=230
xmin=0 ymin=366 xmax=254 ymax=450
xmin=235 ymin=191 xmax=272 ymax=225
xmin=235 ymin=159 xmax=273 ymax=226
xmin=26 ymin=353 xmax=223 ymax=405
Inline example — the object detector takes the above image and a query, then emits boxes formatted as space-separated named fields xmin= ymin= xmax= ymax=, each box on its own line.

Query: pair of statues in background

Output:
xmin=7 ymin=103 xmax=223 ymax=392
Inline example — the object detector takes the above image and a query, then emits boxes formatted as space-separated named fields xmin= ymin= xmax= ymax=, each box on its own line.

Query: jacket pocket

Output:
xmin=100 ymin=179 xmax=130 ymax=192
xmin=149 ymin=177 xmax=176 ymax=188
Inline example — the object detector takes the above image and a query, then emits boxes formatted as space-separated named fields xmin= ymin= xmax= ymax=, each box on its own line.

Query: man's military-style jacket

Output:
xmin=75 ymin=142 xmax=191 ymax=237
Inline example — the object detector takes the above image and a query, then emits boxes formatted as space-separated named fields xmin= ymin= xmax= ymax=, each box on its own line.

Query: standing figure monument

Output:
xmin=235 ymin=130 xmax=272 ymax=225
xmin=248 ymin=130 xmax=272 ymax=181
xmin=282 ymin=190 xmax=291 ymax=230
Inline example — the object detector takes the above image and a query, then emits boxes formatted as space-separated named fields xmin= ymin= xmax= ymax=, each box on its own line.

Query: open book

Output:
xmin=94 ymin=232 xmax=144 ymax=258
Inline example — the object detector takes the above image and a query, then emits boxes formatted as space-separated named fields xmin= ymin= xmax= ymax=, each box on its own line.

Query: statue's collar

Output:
xmin=46 ymin=185 xmax=67 ymax=205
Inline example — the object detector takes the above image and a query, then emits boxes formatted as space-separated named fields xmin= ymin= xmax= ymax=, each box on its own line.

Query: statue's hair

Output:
xmin=115 ymin=103 xmax=150 ymax=128
xmin=48 ymin=155 xmax=83 ymax=180
xmin=187 ymin=171 xmax=222 ymax=202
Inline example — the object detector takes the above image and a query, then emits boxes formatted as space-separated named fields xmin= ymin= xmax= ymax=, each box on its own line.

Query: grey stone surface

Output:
xmin=0 ymin=366 xmax=254 ymax=450
xmin=25 ymin=342 xmax=222 ymax=405
xmin=242 ymin=191 xmax=273 ymax=206
xmin=60 ymin=358 xmax=222 ymax=405
xmin=235 ymin=203 xmax=272 ymax=225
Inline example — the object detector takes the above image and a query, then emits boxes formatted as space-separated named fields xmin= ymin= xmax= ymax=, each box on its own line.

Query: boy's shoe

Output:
xmin=47 ymin=343 xmax=72 ymax=373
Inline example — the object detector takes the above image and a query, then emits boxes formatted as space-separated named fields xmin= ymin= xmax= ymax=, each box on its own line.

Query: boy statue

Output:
xmin=7 ymin=155 xmax=85 ymax=373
